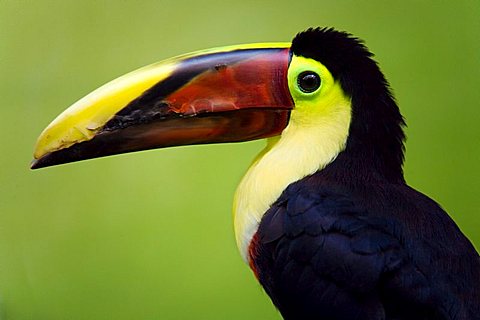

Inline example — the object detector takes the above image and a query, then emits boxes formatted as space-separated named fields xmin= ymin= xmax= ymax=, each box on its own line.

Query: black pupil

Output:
xmin=298 ymin=71 xmax=320 ymax=93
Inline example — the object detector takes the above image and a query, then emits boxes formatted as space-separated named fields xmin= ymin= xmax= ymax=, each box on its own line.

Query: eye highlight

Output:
xmin=297 ymin=71 xmax=321 ymax=93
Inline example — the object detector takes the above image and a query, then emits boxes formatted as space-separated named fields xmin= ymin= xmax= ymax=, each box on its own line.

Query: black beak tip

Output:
xmin=29 ymin=137 xmax=119 ymax=170
xmin=30 ymin=156 xmax=52 ymax=170
xmin=30 ymin=159 xmax=40 ymax=170
xmin=30 ymin=150 xmax=72 ymax=170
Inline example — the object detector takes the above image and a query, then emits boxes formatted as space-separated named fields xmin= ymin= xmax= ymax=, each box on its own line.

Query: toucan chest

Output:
xmin=246 ymin=174 xmax=480 ymax=320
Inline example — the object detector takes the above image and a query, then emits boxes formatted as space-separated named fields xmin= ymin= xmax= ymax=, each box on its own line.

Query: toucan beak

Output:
xmin=31 ymin=43 xmax=293 ymax=169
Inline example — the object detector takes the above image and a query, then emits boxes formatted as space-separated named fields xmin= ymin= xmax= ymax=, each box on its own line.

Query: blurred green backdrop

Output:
xmin=0 ymin=0 xmax=479 ymax=319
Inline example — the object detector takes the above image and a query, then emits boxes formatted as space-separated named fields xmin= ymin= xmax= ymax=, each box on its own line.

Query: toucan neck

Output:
xmin=340 ymin=88 xmax=406 ymax=184
xmin=318 ymin=147 xmax=405 ymax=187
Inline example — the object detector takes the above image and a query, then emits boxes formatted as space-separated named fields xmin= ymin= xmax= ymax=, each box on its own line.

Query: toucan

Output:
xmin=32 ymin=28 xmax=479 ymax=319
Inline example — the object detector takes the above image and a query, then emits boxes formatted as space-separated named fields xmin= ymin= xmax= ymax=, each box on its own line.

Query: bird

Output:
xmin=31 ymin=27 xmax=480 ymax=319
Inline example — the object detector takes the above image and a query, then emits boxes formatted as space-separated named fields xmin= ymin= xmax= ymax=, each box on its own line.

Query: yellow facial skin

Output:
xmin=33 ymin=42 xmax=290 ymax=160
xmin=234 ymin=55 xmax=352 ymax=261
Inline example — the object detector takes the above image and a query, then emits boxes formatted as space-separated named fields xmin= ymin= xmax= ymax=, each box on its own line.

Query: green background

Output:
xmin=0 ymin=1 xmax=479 ymax=319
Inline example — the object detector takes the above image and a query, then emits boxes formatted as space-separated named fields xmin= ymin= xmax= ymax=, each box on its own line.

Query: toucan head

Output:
xmin=32 ymin=28 xmax=405 ymax=181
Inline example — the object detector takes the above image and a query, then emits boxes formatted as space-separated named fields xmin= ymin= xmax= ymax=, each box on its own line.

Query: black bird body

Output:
xmin=250 ymin=165 xmax=480 ymax=319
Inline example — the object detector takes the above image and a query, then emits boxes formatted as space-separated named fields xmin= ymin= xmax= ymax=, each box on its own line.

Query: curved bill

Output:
xmin=31 ymin=44 xmax=293 ymax=169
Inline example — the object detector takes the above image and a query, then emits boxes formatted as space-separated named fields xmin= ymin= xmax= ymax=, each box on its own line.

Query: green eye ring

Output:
xmin=297 ymin=71 xmax=321 ymax=93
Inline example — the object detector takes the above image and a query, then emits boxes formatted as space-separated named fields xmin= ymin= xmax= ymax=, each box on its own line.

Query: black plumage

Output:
xmin=249 ymin=28 xmax=480 ymax=320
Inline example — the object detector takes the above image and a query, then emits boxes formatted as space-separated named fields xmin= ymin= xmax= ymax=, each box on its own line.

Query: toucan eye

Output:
xmin=297 ymin=71 xmax=321 ymax=93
